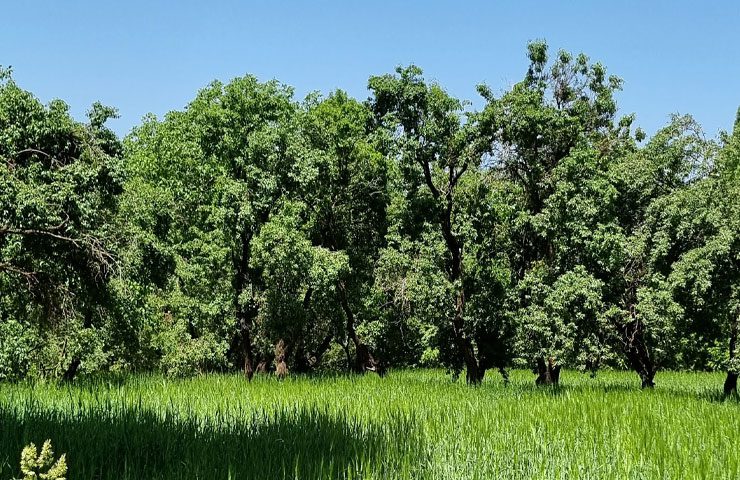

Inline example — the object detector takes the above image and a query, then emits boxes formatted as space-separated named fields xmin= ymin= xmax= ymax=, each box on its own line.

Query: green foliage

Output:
xmin=0 ymin=320 xmax=36 ymax=381
xmin=514 ymin=264 xmax=611 ymax=368
xmin=0 ymin=69 xmax=123 ymax=379
xmin=1 ymin=43 xmax=738 ymax=390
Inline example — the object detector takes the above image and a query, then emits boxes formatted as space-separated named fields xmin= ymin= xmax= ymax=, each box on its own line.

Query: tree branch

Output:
xmin=14 ymin=148 xmax=52 ymax=159
xmin=0 ymin=262 xmax=37 ymax=286
xmin=452 ymin=161 xmax=469 ymax=186
xmin=418 ymin=157 xmax=441 ymax=198
xmin=0 ymin=226 xmax=81 ymax=246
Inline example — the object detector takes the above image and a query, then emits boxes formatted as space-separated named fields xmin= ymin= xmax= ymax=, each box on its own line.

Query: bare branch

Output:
xmin=0 ymin=226 xmax=81 ymax=246
xmin=14 ymin=148 xmax=52 ymax=159
xmin=0 ymin=262 xmax=37 ymax=286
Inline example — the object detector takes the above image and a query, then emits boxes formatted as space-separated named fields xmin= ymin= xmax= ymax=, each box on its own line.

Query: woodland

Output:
xmin=1 ymin=42 xmax=739 ymax=394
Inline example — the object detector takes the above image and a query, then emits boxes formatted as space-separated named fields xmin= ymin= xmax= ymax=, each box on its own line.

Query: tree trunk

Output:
xmin=339 ymin=283 xmax=384 ymax=376
xmin=475 ymin=330 xmax=508 ymax=384
xmin=535 ymin=357 xmax=561 ymax=385
xmin=439 ymin=178 xmax=483 ymax=385
xmin=293 ymin=337 xmax=310 ymax=373
xmin=419 ymin=160 xmax=484 ymax=385
xmin=340 ymin=339 xmax=352 ymax=371
xmin=62 ymin=358 xmax=81 ymax=382
xmin=725 ymin=311 xmax=739 ymax=396
xmin=255 ymin=359 xmax=269 ymax=374
xmin=293 ymin=331 xmax=333 ymax=372
xmin=61 ymin=311 xmax=94 ymax=382
xmin=724 ymin=373 xmax=738 ymax=396
xmin=233 ymin=230 xmax=256 ymax=380
xmin=309 ymin=331 xmax=334 ymax=368
xmin=452 ymin=289 xmax=482 ymax=384
xmin=275 ymin=339 xmax=288 ymax=379
xmin=293 ymin=288 xmax=314 ymax=373
xmin=293 ymin=288 xmax=335 ymax=372
xmin=639 ymin=369 xmax=656 ymax=389
xmin=622 ymin=315 xmax=656 ymax=389
xmin=240 ymin=317 xmax=255 ymax=380
xmin=626 ymin=344 xmax=656 ymax=389
xmin=626 ymin=348 xmax=655 ymax=388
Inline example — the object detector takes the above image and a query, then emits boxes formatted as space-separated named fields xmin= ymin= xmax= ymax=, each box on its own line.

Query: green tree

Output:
xmin=300 ymin=91 xmax=390 ymax=373
xmin=123 ymin=75 xmax=303 ymax=379
xmin=478 ymin=42 xmax=625 ymax=384
xmin=368 ymin=66 xmax=497 ymax=384
xmin=0 ymin=67 xmax=123 ymax=380
xmin=606 ymin=115 xmax=714 ymax=387
xmin=667 ymin=110 xmax=740 ymax=393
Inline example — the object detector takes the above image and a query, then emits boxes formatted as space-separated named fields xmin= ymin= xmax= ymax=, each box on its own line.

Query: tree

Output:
xmin=606 ymin=115 xmax=714 ymax=387
xmin=478 ymin=42 xmax=625 ymax=384
xmin=368 ymin=66 xmax=495 ymax=384
xmin=2 ymin=50 xmax=737 ymax=386
xmin=667 ymin=109 xmax=740 ymax=394
xmin=300 ymin=90 xmax=390 ymax=374
xmin=251 ymin=200 xmax=348 ymax=374
xmin=123 ymin=75 xmax=303 ymax=379
xmin=0 ymin=67 xmax=123 ymax=380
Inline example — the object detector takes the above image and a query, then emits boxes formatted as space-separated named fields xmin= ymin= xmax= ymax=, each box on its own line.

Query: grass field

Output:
xmin=1 ymin=369 xmax=738 ymax=479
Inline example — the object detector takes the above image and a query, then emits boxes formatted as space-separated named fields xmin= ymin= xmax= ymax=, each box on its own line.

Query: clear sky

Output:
xmin=2 ymin=1 xmax=738 ymax=138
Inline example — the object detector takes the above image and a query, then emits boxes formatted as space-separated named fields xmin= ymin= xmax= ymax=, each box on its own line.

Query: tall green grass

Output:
xmin=1 ymin=369 xmax=737 ymax=479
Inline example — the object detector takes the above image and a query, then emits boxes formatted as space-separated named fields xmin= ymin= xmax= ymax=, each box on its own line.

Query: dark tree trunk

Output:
xmin=293 ymin=331 xmax=333 ymax=373
xmin=617 ymin=294 xmax=657 ymax=388
xmin=476 ymin=331 xmax=509 ymax=385
xmin=626 ymin=346 xmax=656 ymax=389
xmin=639 ymin=370 xmax=656 ymax=389
xmin=293 ymin=288 xmax=335 ymax=373
xmin=724 ymin=373 xmax=738 ymax=396
xmin=621 ymin=312 xmax=657 ymax=389
xmin=293 ymin=337 xmax=310 ymax=373
xmin=233 ymin=229 xmax=256 ymax=380
xmin=62 ymin=358 xmax=81 ymax=382
xmin=255 ymin=359 xmax=269 ymax=374
xmin=535 ymin=357 xmax=561 ymax=385
xmin=339 ymin=284 xmax=384 ymax=376
xmin=452 ymin=290 xmax=482 ymax=384
xmin=61 ymin=311 xmax=94 ymax=382
xmin=725 ymin=312 xmax=739 ymax=396
xmin=310 ymin=332 xmax=334 ymax=368
xmin=340 ymin=340 xmax=352 ymax=371
xmin=418 ymin=159 xmax=485 ymax=385
xmin=293 ymin=288 xmax=314 ymax=373
xmin=239 ymin=314 xmax=255 ymax=379
xmin=441 ymin=183 xmax=482 ymax=385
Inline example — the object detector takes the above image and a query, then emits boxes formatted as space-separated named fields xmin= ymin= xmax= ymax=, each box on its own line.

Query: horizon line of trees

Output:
xmin=1 ymin=42 xmax=738 ymax=393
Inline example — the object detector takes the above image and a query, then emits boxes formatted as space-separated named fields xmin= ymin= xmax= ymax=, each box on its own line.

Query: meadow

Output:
xmin=1 ymin=369 xmax=738 ymax=479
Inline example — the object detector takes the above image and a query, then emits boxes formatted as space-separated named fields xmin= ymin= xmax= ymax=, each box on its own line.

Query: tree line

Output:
xmin=1 ymin=43 xmax=738 ymax=392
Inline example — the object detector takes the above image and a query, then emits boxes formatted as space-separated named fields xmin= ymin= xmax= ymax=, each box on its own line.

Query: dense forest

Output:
xmin=1 ymin=42 xmax=738 ymax=392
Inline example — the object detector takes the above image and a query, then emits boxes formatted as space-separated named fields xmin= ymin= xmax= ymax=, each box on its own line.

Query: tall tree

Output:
xmin=368 ymin=66 xmax=493 ymax=383
xmin=478 ymin=42 xmax=624 ymax=384
xmin=667 ymin=110 xmax=740 ymax=394
xmin=0 ymin=68 xmax=123 ymax=380
xmin=606 ymin=115 xmax=713 ymax=387
xmin=301 ymin=91 xmax=390 ymax=373
xmin=124 ymin=76 xmax=302 ymax=379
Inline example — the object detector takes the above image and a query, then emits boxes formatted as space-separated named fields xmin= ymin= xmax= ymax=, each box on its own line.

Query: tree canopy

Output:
xmin=1 ymin=44 xmax=737 ymax=393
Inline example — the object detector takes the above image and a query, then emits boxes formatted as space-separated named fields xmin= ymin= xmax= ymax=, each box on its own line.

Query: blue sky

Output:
xmin=2 ymin=1 xmax=738 ymax=137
